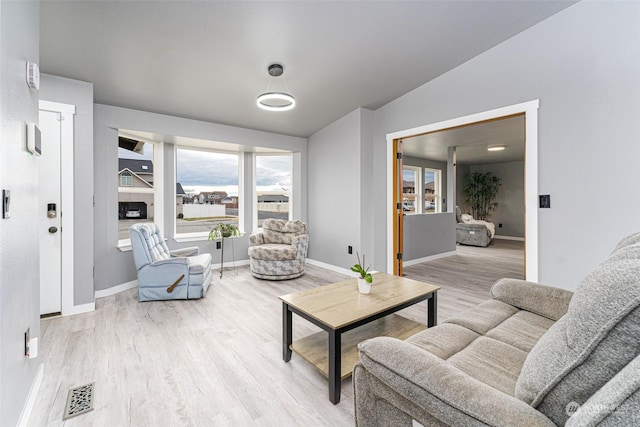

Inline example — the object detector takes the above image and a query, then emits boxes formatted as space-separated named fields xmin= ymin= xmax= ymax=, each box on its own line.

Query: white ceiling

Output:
xmin=40 ymin=1 xmax=574 ymax=138
xmin=402 ymin=114 xmax=525 ymax=165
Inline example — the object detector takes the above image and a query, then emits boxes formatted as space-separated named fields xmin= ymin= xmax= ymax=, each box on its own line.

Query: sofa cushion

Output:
xmin=406 ymin=323 xmax=479 ymax=360
xmin=515 ymin=241 xmax=640 ymax=425
xmin=485 ymin=311 xmax=555 ymax=353
xmin=248 ymin=244 xmax=297 ymax=261
xmin=444 ymin=299 xmax=519 ymax=335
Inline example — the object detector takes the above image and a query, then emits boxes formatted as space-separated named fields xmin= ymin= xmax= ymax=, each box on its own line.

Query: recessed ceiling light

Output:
xmin=487 ymin=145 xmax=506 ymax=151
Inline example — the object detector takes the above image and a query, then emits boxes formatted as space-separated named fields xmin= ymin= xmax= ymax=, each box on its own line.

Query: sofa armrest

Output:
xmin=357 ymin=337 xmax=555 ymax=427
xmin=490 ymin=278 xmax=573 ymax=321
xmin=249 ymin=232 xmax=264 ymax=246
xmin=170 ymin=246 xmax=199 ymax=257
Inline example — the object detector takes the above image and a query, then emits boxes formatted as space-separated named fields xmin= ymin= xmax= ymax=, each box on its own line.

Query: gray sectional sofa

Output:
xmin=354 ymin=233 xmax=640 ymax=426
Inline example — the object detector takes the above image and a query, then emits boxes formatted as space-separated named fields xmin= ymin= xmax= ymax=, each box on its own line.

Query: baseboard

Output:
xmin=95 ymin=279 xmax=138 ymax=299
xmin=403 ymin=251 xmax=457 ymax=267
xmin=64 ymin=302 xmax=95 ymax=316
xmin=306 ymin=259 xmax=354 ymax=276
xmin=494 ymin=235 xmax=525 ymax=241
xmin=17 ymin=363 xmax=43 ymax=427
xmin=211 ymin=259 xmax=249 ymax=270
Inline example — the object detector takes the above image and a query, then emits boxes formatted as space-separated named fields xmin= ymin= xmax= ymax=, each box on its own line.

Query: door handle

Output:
xmin=48 ymin=226 xmax=58 ymax=234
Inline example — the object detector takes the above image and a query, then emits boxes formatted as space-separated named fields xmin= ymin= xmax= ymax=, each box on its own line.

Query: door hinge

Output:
xmin=396 ymin=152 xmax=403 ymax=159
xmin=396 ymin=252 xmax=403 ymax=260
xmin=396 ymin=202 xmax=402 ymax=210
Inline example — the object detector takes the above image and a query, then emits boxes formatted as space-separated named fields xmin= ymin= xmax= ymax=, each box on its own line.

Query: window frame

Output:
xmin=424 ymin=167 xmax=442 ymax=214
xmin=117 ymin=138 xmax=163 ymax=249
xmin=173 ymin=145 xmax=241 ymax=240
xmin=402 ymin=165 xmax=421 ymax=215
xmin=253 ymin=153 xmax=292 ymax=231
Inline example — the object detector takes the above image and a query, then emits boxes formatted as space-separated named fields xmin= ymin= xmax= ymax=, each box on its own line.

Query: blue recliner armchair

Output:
xmin=130 ymin=223 xmax=213 ymax=301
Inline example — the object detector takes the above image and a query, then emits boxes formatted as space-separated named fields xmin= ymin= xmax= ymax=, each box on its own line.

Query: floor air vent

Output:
xmin=63 ymin=382 xmax=95 ymax=420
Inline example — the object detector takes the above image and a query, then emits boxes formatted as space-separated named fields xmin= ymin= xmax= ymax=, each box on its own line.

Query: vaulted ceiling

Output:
xmin=40 ymin=1 xmax=574 ymax=137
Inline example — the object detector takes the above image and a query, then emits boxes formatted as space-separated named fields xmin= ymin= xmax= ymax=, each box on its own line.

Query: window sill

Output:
xmin=173 ymin=234 xmax=209 ymax=243
xmin=117 ymin=243 xmax=132 ymax=252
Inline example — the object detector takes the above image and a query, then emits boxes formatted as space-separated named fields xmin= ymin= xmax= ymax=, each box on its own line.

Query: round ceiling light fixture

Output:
xmin=257 ymin=64 xmax=296 ymax=112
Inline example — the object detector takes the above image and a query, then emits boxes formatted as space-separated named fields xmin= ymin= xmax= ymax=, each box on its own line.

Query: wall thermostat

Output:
xmin=27 ymin=123 xmax=42 ymax=155
xmin=26 ymin=62 xmax=40 ymax=90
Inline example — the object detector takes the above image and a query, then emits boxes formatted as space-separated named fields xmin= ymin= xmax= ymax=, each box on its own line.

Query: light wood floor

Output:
xmin=30 ymin=240 xmax=523 ymax=426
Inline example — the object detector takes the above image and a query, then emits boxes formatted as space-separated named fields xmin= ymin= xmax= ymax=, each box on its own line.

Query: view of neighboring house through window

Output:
xmin=402 ymin=166 xmax=421 ymax=214
xmin=175 ymin=148 xmax=239 ymax=235
xmin=255 ymin=154 xmax=291 ymax=228
xmin=118 ymin=140 xmax=156 ymax=241
xmin=425 ymin=168 xmax=442 ymax=213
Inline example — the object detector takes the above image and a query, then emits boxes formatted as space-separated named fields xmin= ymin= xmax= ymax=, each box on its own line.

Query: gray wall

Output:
xmin=40 ymin=74 xmax=95 ymax=305
xmin=369 ymin=1 xmax=640 ymax=289
xmin=94 ymin=104 xmax=306 ymax=291
xmin=308 ymin=108 xmax=372 ymax=269
xmin=467 ymin=161 xmax=524 ymax=238
xmin=403 ymin=213 xmax=456 ymax=262
xmin=0 ymin=1 xmax=40 ymax=424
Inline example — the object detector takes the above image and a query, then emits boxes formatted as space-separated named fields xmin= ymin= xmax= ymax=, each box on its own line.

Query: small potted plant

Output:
xmin=351 ymin=252 xmax=373 ymax=294
xmin=208 ymin=222 xmax=240 ymax=240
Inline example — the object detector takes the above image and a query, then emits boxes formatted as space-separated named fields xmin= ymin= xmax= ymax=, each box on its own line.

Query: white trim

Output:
xmin=95 ymin=280 xmax=138 ymax=299
xmin=212 ymin=259 xmax=249 ymax=271
xmin=39 ymin=100 xmax=77 ymax=317
xmin=402 ymin=251 xmax=457 ymax=267
xmin=17 ymin=363 xmax=43 ymax=427
xmin=387 ymin=100 xmax=539 ymax=281
xmin=494 ymin=235 xmax=525 ymax=241
xmin=173 ymin=234 xmax=209 ymax=243
xmin=64 ymin=302 xmax=95 ymax=316
xmin=306 ymin=259 xmax=354 ymax=276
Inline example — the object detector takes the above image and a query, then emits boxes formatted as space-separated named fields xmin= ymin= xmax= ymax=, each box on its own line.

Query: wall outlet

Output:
xmin=216 ymin=241 xmax=221 ymax=250
xmin=348 ymin=245 xmax=353 ymax=254
xmin=499 ymin=223 xmax=503 ymax=228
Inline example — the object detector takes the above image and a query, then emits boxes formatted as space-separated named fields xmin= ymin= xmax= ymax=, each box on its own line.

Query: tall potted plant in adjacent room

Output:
xmin=463 ymin=171 xmax=502 ymax=220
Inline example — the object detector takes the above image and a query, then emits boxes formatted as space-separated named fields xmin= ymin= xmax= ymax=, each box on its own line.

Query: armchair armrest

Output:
xmin=292 ymin=234 xmax=309 ymax=261
xmin=357 ymin=337 xmax=555 ymax=427
xmin=249 ymin=232 xmax=264 ymax=246
xmin=170 ymin=246 xmax=199 ymax=257
xmin=490 ymin=278 xmax=573 ymax=321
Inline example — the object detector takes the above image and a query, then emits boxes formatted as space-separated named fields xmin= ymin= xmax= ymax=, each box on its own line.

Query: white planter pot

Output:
xmin=357 ymin=278 xmax=371 ymax=294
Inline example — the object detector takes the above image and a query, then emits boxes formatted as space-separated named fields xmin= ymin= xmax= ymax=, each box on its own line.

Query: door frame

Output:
xmin=40 ymin=100 xmax=76 ymax=315
xmin=386 ymin=100 xmax=539 ymax=281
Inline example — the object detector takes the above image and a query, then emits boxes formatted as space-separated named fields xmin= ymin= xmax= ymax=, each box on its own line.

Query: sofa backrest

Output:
xmin=515 ymin=232 xmax=640 ymax=425
xmin=262 ymin=218 xmax=307 ymax=245
xmin=129 ymin=223 xmax=171 ymax=270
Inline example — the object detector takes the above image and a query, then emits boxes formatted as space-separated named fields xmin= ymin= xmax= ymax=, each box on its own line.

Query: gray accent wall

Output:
xmin=0 ymin=1 xmax=40 ymax=424
xmin=403 ymin=213 xmax=456 ymax=261
xmin=370 ymin=1 xmax=640 ymax=289
xmin=40 ymin=74 xmax=95 ymax=305
xmin=468 ymin=161 xmax=524 ymax=238
xmin=94 ymin=104 xmax=306 ymax=291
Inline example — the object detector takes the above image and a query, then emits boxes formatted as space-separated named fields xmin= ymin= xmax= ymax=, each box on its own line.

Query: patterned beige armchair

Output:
xmin=248 ymin=218 xmax=308 ymax=280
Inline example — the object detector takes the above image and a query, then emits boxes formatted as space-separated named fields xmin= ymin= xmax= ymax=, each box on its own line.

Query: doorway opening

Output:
xmin=387 ymin=100 xmax=539 ymax=281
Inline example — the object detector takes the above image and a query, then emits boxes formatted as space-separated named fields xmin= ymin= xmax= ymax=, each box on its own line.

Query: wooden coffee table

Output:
xmin=280 ymin=272 xmax=439 ymax=404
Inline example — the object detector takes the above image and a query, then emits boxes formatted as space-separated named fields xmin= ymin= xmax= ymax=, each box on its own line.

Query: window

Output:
xmin=255 ymin=154 xmax=292 ymax=228
xmin=402 ymin=166 xmax=421 ymax=214
xmin=118 ymin=141 xmax=159 ymax=243
xmin=120 ymin=172 xmax=133 ymax=187
xmin=424 ymin=168 xmax=442 ymax=213
xmin=175 ymin=148 xmax=240 ymax=236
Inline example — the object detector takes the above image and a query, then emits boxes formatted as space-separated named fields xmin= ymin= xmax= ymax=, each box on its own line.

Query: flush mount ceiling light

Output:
xmin=487 ymin=145 xmax=506 ymax=151
xmin=257 ymin=64 xmax=296 ymax=112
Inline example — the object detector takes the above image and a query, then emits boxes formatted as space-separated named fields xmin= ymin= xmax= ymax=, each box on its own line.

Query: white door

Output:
xmin=39 ymin=110 xmax=62 ymax=315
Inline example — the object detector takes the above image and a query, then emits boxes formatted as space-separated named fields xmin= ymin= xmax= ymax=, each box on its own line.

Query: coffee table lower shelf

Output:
xmin=290 ymin=314 xmax=426 ymax=380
